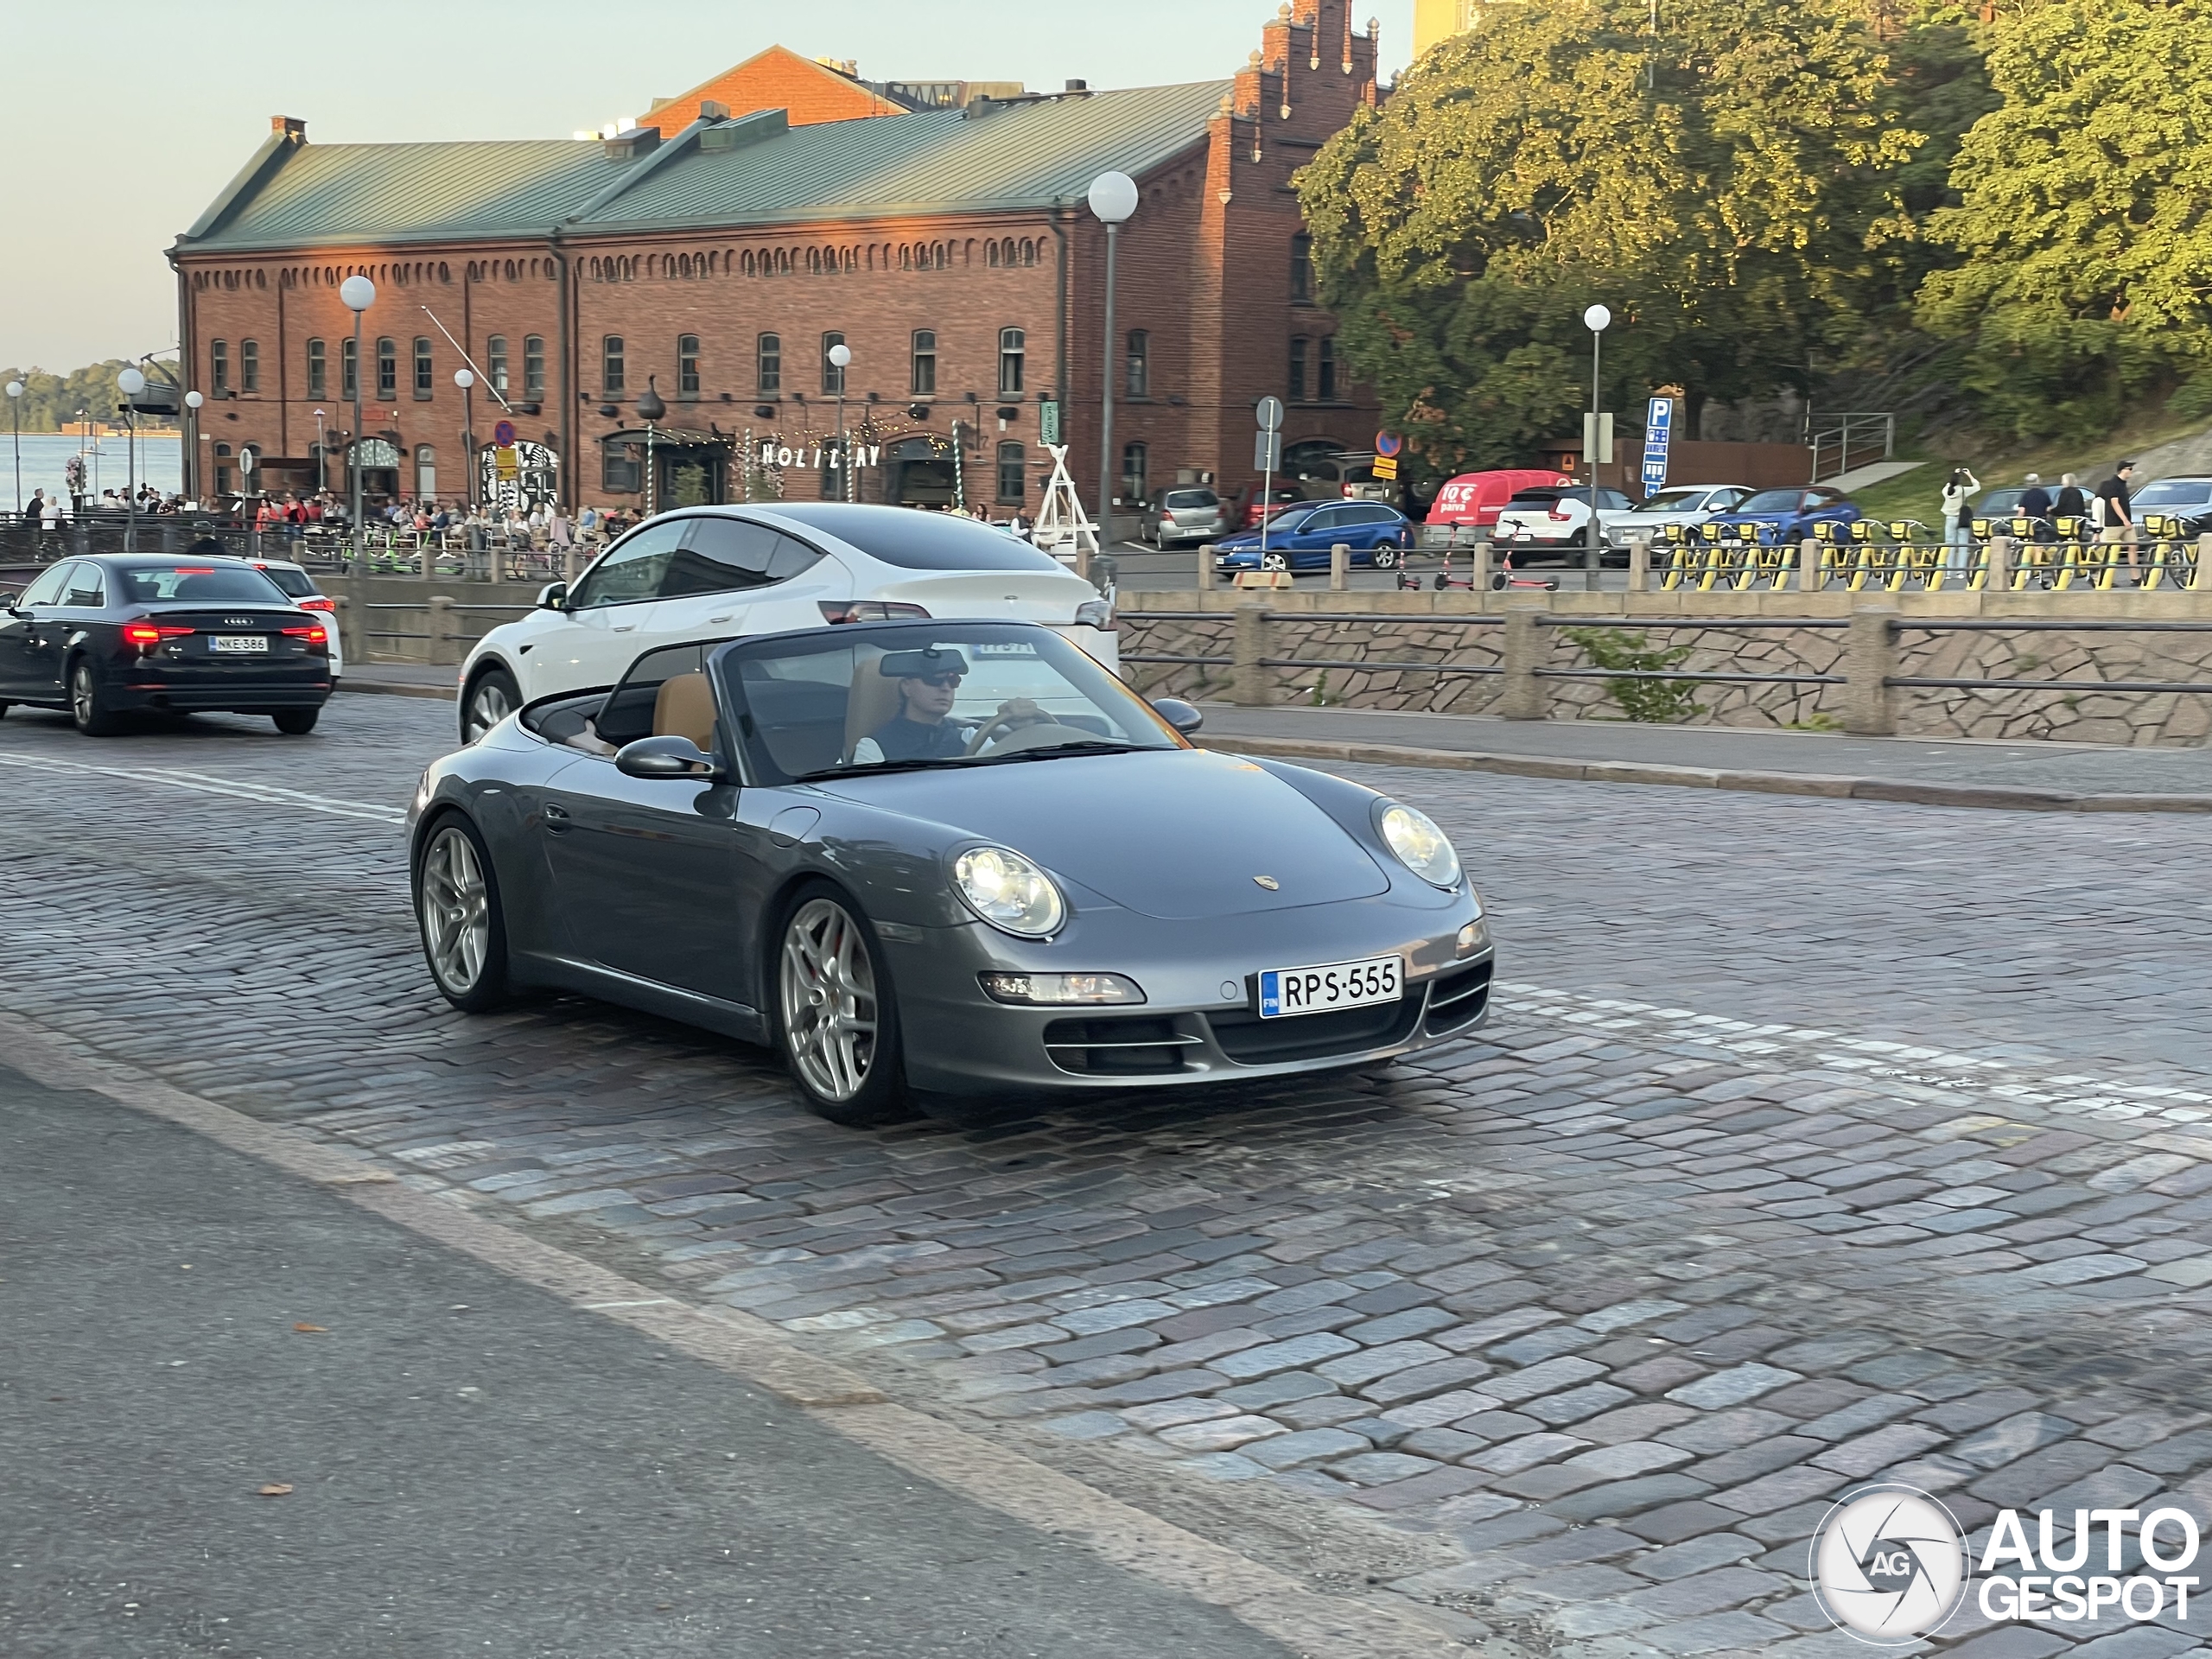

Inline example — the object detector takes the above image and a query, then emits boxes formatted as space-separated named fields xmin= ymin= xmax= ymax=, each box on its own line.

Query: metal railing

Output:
xmin=1808 ymin=412 xmax=1895 ymax=484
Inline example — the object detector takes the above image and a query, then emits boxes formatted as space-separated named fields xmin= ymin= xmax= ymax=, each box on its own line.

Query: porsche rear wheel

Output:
xmin=777 ymin=885 xmax=912 ymax=1126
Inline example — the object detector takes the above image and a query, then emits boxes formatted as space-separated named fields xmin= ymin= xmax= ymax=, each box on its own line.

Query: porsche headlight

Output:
xmin=953 ymin=846 xmax=1065 ymax=937
xmin=1377 ymin=803 xmax=1461 ymax=890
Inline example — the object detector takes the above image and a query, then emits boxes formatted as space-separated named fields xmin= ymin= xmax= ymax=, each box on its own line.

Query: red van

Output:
xmin=1427 ymin=469 xmax=1574 ymax=531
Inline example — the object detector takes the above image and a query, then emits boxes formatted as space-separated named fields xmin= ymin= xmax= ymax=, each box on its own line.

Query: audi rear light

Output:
xmin=123 ymin=620 xmax=196 ymax=652
xmin=818 ymin=601 xmax=931 ymax=625
xmin=295 ymin=594 xmax=336 ymax=613
xmin=281 ymin=624 xmax=329 ymax=645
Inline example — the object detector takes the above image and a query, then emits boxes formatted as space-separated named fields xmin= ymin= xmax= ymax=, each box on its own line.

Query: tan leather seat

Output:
xmin=652 ymin=672 xmax=718 ymax=751
xmin=842 ymin=650 xmax=906 ymax=760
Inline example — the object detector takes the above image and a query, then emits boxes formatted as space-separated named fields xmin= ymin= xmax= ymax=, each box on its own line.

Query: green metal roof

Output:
xmin=181 ymin=81 xmax=1228 ymax=253
xmin=576 ymin=82 xmax=1230 ymax=232
xmin=184 ymin=140 xmax=627 ymax=251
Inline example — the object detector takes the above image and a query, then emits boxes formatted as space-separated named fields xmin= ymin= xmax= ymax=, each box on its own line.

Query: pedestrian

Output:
xmin=1939 ymin=466 xmax=1980 ymax=574
xmin=2096 ymin=460 xmax=2139 ymax=576
xmin=41 ymin=492 xmax=63 ymax=533
xmin=2017 ymin=473 xmax=2051 ymax=523
xmin=2051 ymin=473 xmax=2088 ymax=524
xmin=25 ymin=487 xmax=44 ymax=527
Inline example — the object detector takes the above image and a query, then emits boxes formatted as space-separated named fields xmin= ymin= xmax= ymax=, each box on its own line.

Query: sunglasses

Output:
xmin=912 ymin=671 xmax=964 ymax=689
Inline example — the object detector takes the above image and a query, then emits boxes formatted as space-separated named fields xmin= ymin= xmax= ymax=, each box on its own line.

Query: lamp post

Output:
xmin=1583 ymin=303 xmax=1611 ymax=590
xmin=313 ymin=407 xmax=326 ymax=493
xmin=340 ymin=274 xmax=377 ymax=572
xmin=452 ymin=369 xmax=474 ymax=512
xmin=184 ymin=390 xmax=203 ymax=505
xmin=1087 ymin=170 xmax=1138 ymax=550
xmin=826 ymin=342 xmax=852 ymax=502
xmin=634 ymin=375 xmax=666 ymax=517
xmin=118 ymin=367 xmax=146 ymax=551
xmin=5 ymin=380 xmax=21 ymax=517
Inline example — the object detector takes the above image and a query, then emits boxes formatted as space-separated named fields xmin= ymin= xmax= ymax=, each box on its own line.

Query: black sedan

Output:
xmin=406 ymin=619 xmax=1493 ymax=1125
xmin=0 ymin=554 xmax=333 ymax=736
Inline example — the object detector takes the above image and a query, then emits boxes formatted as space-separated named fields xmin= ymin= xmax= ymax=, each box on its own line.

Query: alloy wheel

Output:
xmin=71 ymin=664 xmax=94 ymax=727
xmin=419 ymin=826 xmax=491 ymax=995
xmin=780 ymin=897 xmax=878 ymax=1103
xmin=464 ymin=677 xmax=514 ymax=741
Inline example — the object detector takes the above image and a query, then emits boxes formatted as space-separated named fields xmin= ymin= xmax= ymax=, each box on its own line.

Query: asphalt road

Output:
xmin=7 ymin=694 xmax=2212 ymax=1655
xmin=0 ymin=1060 xmax=1294 ymax=1659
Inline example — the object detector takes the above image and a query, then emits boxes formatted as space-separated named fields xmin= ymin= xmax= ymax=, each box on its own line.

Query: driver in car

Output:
xmin=852 ymin=648 xmax=1048 ymax=765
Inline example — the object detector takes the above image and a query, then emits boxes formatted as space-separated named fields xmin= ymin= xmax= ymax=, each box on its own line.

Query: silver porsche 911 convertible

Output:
xmin=405 ymin=618 xmax=1493 ymax=1124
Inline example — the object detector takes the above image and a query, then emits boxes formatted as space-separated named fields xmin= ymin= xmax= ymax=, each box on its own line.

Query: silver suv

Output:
xmin=1141 ymin=487 xmax=1229 ymax=547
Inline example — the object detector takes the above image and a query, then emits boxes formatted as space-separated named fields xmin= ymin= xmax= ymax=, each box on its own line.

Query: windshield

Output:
xmin=1164 ymin=490 xmax=1218 ymax=509
xmin=1738 ymin=490 xmax=1804 ymax=513
xmin=1630 ymin=489 xmax=1711 ymax=514
xmin=721 ymin=623 xmax=1182 ymax=785
xmin=2133 ymin=480 xmax=2212 ymax=507
xmin=766 ymin=504 xmax=1063 ymax=571
xmin=118 ymin=563 xmax=290 ymax=605
xmin=255 ymin=564 xmax=318 ymax=598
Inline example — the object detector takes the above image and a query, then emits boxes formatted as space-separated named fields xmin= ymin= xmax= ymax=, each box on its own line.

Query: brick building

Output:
xmin=170 ymin=1 xmax=1382 ymax=521
xmin=638 ymin=46 xmax=921 ymax=134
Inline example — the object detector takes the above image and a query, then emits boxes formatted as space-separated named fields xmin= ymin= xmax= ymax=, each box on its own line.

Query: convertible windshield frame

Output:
xmin=711 ymin=620 xmax=1186 ymax=788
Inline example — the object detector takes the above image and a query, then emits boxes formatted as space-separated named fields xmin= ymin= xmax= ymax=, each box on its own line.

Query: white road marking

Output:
xmin=0 ymin=751 xmax=406 ymax=824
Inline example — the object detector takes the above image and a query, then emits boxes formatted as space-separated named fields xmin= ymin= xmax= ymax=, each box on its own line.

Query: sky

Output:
xmin=0 ymin=0 xmax=1414 ymax=372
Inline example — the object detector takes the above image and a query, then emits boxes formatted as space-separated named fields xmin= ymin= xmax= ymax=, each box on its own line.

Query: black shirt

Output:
xmin=863 ymin=715 xmax=969 ymax=762
xmin=2018 ymin=486 xmax=2053 ymax=519
xmin=2096 ymin=475 xmax=2132 ymax=525
xmin=2052 ymin=486 xmax=2088 ymax=518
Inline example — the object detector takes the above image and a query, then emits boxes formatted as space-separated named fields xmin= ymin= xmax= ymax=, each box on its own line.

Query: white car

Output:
xmin=251 ymin=555 xmax=344 ymax=680
xmin=1494 ymin=486 xmax=1632 ymax=562
xmin=1601 ymin=485 xmax=1755 ymax=551
xmin=456 ymin=503 xmax=1119 ymax=742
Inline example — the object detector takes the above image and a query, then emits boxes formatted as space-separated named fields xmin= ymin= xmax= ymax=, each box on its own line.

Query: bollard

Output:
xmin=1497 ymin=601 xmax=1550 ymax=720
xmin=1074 ymin=540 xmax=1092 ymax=582
xmin=1231 ymin=602 xmax=1273 ymax=706
xmin=2195 ymin=533 xmax=2212 ymax=593
xmin=487 ymin=542 xmax=505 ymax=586
xmin=339 ymin=589 xmax=366 ymax=671
xmin=1627 ymin=537 xmax=1649 ymax=594
xmin=1986 ymin=535 xmax=2012 ymax=594
xmin=1471 ymin=536 xmax=1492 ymax=595
xmin=1843 ymin=601 xmax=1898 ymax=736
xmin=1801 ymin=537 xmax=1821 ymax=592
xmin=1330 ymin=542 xmax=1350 ymax=591
xmin=429 ymin=594 xmax=461 ymax=667
xmin=1198 ymin=544 xmax=1216 ymax=591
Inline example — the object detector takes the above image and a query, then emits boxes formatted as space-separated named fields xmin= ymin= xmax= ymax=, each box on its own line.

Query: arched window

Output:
xmin=1125 ymin=330 xmax=1148 ymax=399
xmin=1287 ymin=336 xmax=1309 ymax=403
xmin=412 ymin=336 xmax=434 ymax=398
xmin=340 ymin=337 xmax=358 ymax=400
xmin=987 ymin=241 xmax=1001 ymax=269
xmin=416 ymin=442 xmax=437 ymax=499
xmin=807 ymin=248 xmax=821 ymax=274
xmin=1119 ymin=442 xmax=1147 ymax=505
xmin=821 ymin=332 xmax=846 ymax=395
xmin=240 ymin=339 xmax=260 ymax=394
xmin=486 ymin=336 xmax=509 ymax=396
xmin=375 ymin=337 xmax=397 ymax=400
xmin=757 ymin=333 xmax=781 ymax=392
xmin=210 ymin=339 xmax=230 ymax=394
xmin=523 ymin=336 xmax=545 ymax=402
xmin=996 ymin=441 xmax=1027 ymax=505
xmin=1020 ymin=239 xmax=1037 ymax=267
xmin=603 ymin=336 xmax=626 ymax=396
xmin=305 ymin=338 xmax=326 ymax=400
xmin=998 ymin=327 xmax=1025 ymax=396
xmin=677 ymin=334 xmax=702 ymax=397
xmin=1319 ymin=336 xmax=1338 ymax=401
xmin=910 ymin=330 xmax=936 ymax=396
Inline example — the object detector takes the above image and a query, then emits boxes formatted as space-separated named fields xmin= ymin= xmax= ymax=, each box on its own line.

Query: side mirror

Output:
xmin=1152 ymin=697 xmax=1204 ymax=735
xmin=615 ymin=734 xmax=722 ymax=780
xmin=0 ymin=592 xmax=16 ymax=611
xmin=536 ymin=582 xmax=569 ymax=611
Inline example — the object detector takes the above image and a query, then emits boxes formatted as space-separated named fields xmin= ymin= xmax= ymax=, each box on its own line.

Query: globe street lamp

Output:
xmin=184 ymin=390 xmax=204 ymax=504
xmin=453 ymin=369 xmax=475 ymax=513
xmin=1087 ymin=170 xmax=1139 ymax=554
xmin=340 ymin=274 xmax=378 ymax=571
xmin=1583 ymin=303 xmax=1611 ymax=588
xmin=5 ymin=379 xmax=22 ymax=516
xmin=826 ymin=342 xmax=852 ymax=502
xmin=312 ymin=406 xmax=326 ymax=493
xmin=118 ymin=367 xmax=146 ymax=550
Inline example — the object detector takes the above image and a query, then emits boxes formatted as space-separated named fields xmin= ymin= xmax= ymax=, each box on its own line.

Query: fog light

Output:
xmin=1457 ymin=922 xmax=1483 ymax=955
xmin=979 ymin=971 xmax=1145 ymax=1006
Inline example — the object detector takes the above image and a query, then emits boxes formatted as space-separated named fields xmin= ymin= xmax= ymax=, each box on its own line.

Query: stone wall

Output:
xmin=1119 ymin=590 xmax=2212 ymax=747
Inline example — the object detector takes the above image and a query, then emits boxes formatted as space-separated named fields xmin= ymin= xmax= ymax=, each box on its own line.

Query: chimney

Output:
xmin=602 ymin=125 xmax=663 ymax=162
xmin=270 ymin=115 xmax=306 ymax=141
xmin=1064 ymin=79 xmax=1090 ymax=94
xmin=697 ymin=99 xmax=729 ymax=120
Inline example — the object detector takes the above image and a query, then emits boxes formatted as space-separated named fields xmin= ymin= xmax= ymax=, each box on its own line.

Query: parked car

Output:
xmin=1140 ymin=487 xmax=1230 ymax=547
xmin=1967 ymin=487 xmax=2034 ymax=523
xmin=251 ymin=556 xmax=344 ymax=680
xmin=1599 ymin=485 xmax=1755 ymax=552
xmin=1233 ymin=485 xmax=1308 ymax=530
xmin=1212 ymin=503 xmax=1414 ymax=571
xmin=455 ymin=504 xmax=1119 ymax=744
xmin=1493 ymin=487 xmax=1633 ymax=561
xmin=0 ymin=554 xmax=332 ymax=736
xmin=1340 ymin=468 xmax=1395 ymax=503
xmin=1703 ymin=486 xmax=1861 ymax=543
xmin=408 ymin=618 xmax=1491 ymax=1123
xmin=1426 ymin=470 xmax=1573 ymax=534
xmin=2126 ymin=475 xmax=2212 ymax=535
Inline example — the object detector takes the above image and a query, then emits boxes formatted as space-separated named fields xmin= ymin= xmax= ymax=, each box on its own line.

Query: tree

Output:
xmin=0 ymin=358 xmax=182 ymax=434
xmin=1916 ymin=0 xmax=2212 ymax=440
xmin=1295 ymin=0 xmax=1919 ymax=478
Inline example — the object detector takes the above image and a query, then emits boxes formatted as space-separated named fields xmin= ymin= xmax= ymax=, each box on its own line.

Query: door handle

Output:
xmin=613 ymin=623 xmax=636 ymax=632
xmin=543 ymin=803 xmax=571 ymax=831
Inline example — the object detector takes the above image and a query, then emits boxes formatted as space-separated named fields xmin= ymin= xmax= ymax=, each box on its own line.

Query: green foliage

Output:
xmin=1916 ymin=0 xmax=2212 ymax=441
xmin=0 ymin=358 xmax=182 ymax=432
xmin=1296 ymin=0 xmax=1920 ymax=479
xmin=1562 ymin=626 xmax=1701 ymax=721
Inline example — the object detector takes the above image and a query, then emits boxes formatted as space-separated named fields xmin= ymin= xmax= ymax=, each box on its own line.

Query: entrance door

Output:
xmin=887 ymin=438 xmax=958 ymax=507
xmin=655 ymin=444 xmax=728 ymax=511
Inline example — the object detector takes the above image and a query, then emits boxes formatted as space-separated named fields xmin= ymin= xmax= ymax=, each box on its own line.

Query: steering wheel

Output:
xmin=964 ymin=703 xmax=1051 ymax=755
xmin=966 ymin=720 xmax=1100 ymax=758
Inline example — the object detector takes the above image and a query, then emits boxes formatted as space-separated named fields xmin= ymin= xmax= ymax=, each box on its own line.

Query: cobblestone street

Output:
xmin=8 ymin=693 xmax=2212 ymax=1656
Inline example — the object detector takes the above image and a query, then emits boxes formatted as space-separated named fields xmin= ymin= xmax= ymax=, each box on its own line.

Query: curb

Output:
xmin=338 ymin=677 xmax=450 ymax=702
xmin=1213 ymin=734 xmax=2212 ymax=815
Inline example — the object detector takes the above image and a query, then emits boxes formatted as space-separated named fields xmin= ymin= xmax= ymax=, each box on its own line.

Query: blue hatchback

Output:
xmin=1213 ymin=502 xmax=1414 ymax=571
xmin=1701 ymin=486 xmax=1860 ymax=544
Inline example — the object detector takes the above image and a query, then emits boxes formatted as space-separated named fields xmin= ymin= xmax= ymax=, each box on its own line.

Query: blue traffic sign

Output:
xmin=1376 ymin=431 xmax=1403 ymax=459
xmin=1641 ymin=397 xmax=1675 ymax=491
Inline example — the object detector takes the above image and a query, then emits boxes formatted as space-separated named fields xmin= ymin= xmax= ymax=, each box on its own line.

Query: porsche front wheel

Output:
xmin=776 ymin=885 xmax=912 ymax=1126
